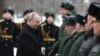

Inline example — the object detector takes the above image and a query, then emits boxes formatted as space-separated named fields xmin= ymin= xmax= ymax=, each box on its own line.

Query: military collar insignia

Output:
xmin=73 ymin=33 xmax=78 ymax=38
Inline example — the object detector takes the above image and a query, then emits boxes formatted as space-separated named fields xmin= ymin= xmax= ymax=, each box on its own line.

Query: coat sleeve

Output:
xmin=48 ymin=39 xmax=61 ymax=56
xmin=55 ymin=27 xmax=59 ymax=40
xmin=17 ymin=32 xmax=43 ymax=56
xmin=68 ymin=35 xmax=84 ymax=56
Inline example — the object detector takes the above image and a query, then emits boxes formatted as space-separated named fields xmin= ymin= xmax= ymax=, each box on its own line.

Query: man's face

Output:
xmin=60 ymin=8 xmax=70 ymax=16
xmin=76 ymin=23 xmax=81 ymax=32
xmin=85 ymin=15 xmax=94 ymax=31
xmin=30 ymin=15 xmax=41 ymax=29
xmin=3 ymin=12 xmax=12 ymax=20
xmin=85 ymin=23 xmax=91 ymax=31
xmin=47 ymin=16 xmax=54 ymax=24
xmin=65 ymin=25 xmax=75 ymax=35
xmin=93 ymin=21 xmax=100 ymax=36
xmin=87 ymin=15 xmax=94 ymax=24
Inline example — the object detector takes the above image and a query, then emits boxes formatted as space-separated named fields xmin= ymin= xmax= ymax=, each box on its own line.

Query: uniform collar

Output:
xmin=95 ymin=36 xmax=100 ymax=44
xmin=46 ymin=23 xmax=53 ymax=26
xmin=70 ymin=30 xmax=77 ymax=38
xmin=78 ymin=31 xmax=86 ymax=35
xmin=4 ymin=19 xmax=12 ymax=23
xmin=84 ymin=28 xmax=94 ymax=40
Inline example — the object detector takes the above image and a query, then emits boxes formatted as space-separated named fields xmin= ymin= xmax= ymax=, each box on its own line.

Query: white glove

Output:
xmin=55 ymin=54 xmax=59 ymax=56
xmin=41 ymin=47 xmax=46 ymax=55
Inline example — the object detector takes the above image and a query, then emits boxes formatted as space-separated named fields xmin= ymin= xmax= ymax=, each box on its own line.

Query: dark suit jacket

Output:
xmin=16 ymin=24 xmax=43 ymax=56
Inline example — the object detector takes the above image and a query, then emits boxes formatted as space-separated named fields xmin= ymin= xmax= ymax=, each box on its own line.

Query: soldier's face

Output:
xmin=65 ymin=25 xmax=75 ymax=35
xmin=76 ymin=23 xmax=81 ymax=32
xmin=87 ymin=15 xmax=94 ymax=24
xmin=93 ymin=21 xmax=100 ymax=36
xmin=60 ymin=8 xmax=70 ymax=16
xmin=85 ymin=15 xmax=94 ymax=31
xmin=47 ymin=16 xmax=54 ymax=24
xmin=3 ymin=12 xmax=12 ymax=20
xmin=85 ymin=23 xmax=90 ymax=31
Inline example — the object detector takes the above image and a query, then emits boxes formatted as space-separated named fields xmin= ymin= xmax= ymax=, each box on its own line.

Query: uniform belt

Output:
xmin=43 ymin=38 xmax=55 ymax=42
xmin=0 ymin=35 xmax=13 ymax=39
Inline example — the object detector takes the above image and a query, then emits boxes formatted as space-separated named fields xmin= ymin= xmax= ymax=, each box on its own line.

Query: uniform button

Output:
xmin=5 ymin=39 xmax=8 ymax=40
xmin=6 ymin=22 xmax=8 ymax=24
xmin=5 ymin=44 xmax=7 ymax=46
xmin=6 ymin=28 xmax=8 ymax=30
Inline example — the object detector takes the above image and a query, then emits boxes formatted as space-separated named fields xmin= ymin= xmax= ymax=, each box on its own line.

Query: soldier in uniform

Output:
xmin=68 ymin=14 xmax=86 ymax=56
xmin=59 ymin=15 xmax=77 ymax=56
xmin=0 ymin=9 xmax=19 ymax=56
xmin=78 ymin=2 xmax=100 ymax=56
xmin=48 ymin=2 xmax=75 ymax=56
xmin=88 ymin=3 xmax=100 ymax=56
xmin=48 ymin=15 xmax=77 ymax=56
xmin=41 ymin=12 xmax=59 ymax=56
xmin=18 ymin=9 xmax=33 ymax=30
xmin=59 ymin=2 xmax=75 ymax=39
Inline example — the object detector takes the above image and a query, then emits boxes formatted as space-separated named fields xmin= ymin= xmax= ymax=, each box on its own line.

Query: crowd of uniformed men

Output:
xmin=0 ymin=1 xmax=100 ymax=56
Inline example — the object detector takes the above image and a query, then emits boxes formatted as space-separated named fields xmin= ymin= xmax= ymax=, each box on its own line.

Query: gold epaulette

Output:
xmin=1 ymin=35 xmax=13 ymax=39
xmin=43 ymin=38 xmax=56 ymax=42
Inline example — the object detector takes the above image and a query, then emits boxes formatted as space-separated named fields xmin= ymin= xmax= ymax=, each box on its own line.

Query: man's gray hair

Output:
xmin=27 ymin=12 xmax=40 ymax=21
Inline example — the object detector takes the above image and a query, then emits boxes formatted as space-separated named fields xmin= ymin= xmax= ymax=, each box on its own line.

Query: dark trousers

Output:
xmin=0 ymin=38 xmax=14 ymax=56
xmin=45 ymin=42 xmax=55 ymax=56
